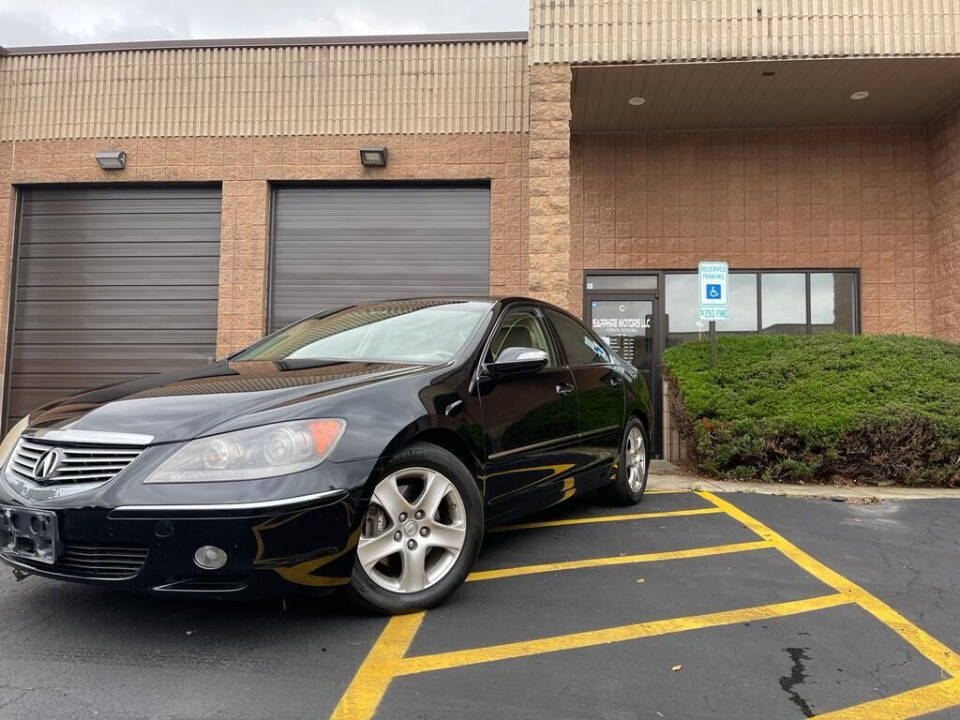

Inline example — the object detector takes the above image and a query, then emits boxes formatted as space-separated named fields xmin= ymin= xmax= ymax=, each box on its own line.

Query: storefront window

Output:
xmin=811 ymin=273 xmax=857 ymax=334
xmin=665 ymin=273 xmax=757 ymax=348
xmin=761 ymin=273 xmax=806 ymax=334
xmin=586 ymin=275 xmax=658 ymax=291
xmin=664 ymin=270 xmax=858 ymax=347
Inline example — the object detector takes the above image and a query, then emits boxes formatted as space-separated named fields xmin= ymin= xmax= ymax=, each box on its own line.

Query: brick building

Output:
xmin=2 ymin=1 xmax=960 ymax=452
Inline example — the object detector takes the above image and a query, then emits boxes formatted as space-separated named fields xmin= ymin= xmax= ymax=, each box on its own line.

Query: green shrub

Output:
xmin=661 ymin=334 xmax=960 ymax=486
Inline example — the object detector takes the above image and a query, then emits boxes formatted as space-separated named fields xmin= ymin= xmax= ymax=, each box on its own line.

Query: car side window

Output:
xmin=546 ymin=309 xmax=611 ymax=366
xmin=487 ymin=309 xmax=557 ymax=367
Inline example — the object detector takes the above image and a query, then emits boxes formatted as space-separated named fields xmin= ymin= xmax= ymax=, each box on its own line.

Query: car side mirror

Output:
xmin=492 ymin=347 xmax=549 ymax=376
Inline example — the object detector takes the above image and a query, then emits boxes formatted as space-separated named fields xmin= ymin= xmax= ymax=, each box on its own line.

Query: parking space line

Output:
xmin=700 ymin=491 xmax=960 ymax=677
xmin=465 ymin=539 xmax=773 ymax=582
xmin=490 ymin=506 xmax=722 ymax=532
xmin=334 ymin=490 xmax=960 ymax=720
xmin=811 ymin=677 xmax=960 ymax=719
xmin=394 ymin=594 xmax=849 ymax=676
xmin=330 ymin=612 xmax=424 ymax=720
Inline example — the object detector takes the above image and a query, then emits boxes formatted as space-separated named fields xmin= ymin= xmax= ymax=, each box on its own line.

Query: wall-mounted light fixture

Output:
xmin=95 ymin=150 xmax=126 ymax=170
xmin=359 ymin=147 xmax=387 ymax=167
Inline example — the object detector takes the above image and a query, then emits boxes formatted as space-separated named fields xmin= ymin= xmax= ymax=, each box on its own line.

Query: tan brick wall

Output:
xmin=527 ymin=64 xmax=572 ymax=310
xmin=0 ymin=133 xmax=528 ymax=380
xmin=929 ymin=104 xmax=960 ymax=341
xmin=570 ymin=127 xmax=933 ymax=335
xmin=530 ymin=0 xmax=960 ymax=65
xmin=0 ymin=40 xmax=529 ymax=141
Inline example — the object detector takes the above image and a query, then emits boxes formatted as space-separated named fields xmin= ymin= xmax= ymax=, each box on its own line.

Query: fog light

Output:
xmin=193 ymin=545 xmax=228 ymax=570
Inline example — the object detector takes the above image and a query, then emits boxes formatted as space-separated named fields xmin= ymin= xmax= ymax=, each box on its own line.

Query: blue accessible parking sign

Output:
xmin=698 ymin=261 xmax=729 ymax=321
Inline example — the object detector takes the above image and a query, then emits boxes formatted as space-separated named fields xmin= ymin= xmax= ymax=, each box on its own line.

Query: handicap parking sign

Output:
xmin=698 ymin=261 xmax=728 ymax=320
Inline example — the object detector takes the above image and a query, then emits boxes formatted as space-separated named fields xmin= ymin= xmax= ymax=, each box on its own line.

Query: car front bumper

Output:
xmin=0 ymin=468 xmax=376 ymax=598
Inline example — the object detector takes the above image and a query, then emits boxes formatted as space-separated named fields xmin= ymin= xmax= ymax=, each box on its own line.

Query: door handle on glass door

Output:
xmin=556 ymin=383 xmax=575 ymax=396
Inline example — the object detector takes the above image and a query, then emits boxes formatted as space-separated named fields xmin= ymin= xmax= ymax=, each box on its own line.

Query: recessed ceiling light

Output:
xmin=850 ymin=90 xmax=870 ymax=101
xmin=627 ymin=96 xmax=646 ymax=106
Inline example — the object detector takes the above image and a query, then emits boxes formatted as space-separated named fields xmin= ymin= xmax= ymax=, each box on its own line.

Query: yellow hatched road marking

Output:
xmin=491 ymin=506 xmax=722 ymax=532
xmin=333 ymin=491 xmax=960 ymax=720
xmin=812 ymin=677 xmax=960 ymax=719
xmin=466 ymin=540 xmax=773 ymax=582
xmin=330 ymin=612 xmax=424 ymax=720
xmin=699 ymin=491 xmax=960 ymax=677
xmin=394 ymin=594 xmax=849 ymax=676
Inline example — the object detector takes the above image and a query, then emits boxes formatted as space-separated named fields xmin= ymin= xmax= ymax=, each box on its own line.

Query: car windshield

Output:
xmin=233 ymin=299 xmax=493 ymax=364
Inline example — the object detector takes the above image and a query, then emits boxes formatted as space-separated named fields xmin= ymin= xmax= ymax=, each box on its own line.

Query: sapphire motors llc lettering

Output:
xmin=593 ymin=316 xmax=651 ymax=331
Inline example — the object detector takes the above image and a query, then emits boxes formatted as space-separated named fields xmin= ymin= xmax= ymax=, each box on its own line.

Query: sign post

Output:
xmin=698 ymin=261 xmax=728 ymax=368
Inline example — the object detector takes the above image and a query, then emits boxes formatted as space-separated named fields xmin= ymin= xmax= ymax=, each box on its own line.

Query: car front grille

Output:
xmin=7 ymin=436 xmax=145 ymax=486
xmin=7 ymin=542 xmax=149 ymax=581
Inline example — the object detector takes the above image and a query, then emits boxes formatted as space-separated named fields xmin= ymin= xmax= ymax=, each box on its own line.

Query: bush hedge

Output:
xmin=661 ymin=333 xmax=960 ymax=486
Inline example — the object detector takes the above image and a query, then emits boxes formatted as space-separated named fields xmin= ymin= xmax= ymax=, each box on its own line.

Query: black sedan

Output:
xmin=0 ymin=297 xmax=652 ymax=614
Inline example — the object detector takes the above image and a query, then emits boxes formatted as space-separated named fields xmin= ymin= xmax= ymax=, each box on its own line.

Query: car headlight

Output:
xmin=0 ymin=416 xmax=29 ymax=469
xmin=143 ymin=419 xmax=346 ymax=484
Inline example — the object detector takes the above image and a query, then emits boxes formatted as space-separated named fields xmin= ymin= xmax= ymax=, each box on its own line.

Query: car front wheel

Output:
xmin=349 ymin=442 xmax=483 ymax=614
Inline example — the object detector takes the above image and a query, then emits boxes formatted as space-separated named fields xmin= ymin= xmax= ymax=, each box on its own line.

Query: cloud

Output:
xmin=0 ymin=0 xmax=527 ymax=47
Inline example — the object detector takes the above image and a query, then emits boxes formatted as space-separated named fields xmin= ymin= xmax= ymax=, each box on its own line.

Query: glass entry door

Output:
xmin=587 ymin=296 xmax=660 ymax=455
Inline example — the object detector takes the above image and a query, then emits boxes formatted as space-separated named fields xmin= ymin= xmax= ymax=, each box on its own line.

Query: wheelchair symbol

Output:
xmin=706 ymin=284 xmax=722 ymax=300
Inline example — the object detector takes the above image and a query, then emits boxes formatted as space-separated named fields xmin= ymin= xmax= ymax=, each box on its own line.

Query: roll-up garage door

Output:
xmin=6 ymin=186 xmax=221 ymax=427
xmin=269 ymin=185 xmax=490 ymax=331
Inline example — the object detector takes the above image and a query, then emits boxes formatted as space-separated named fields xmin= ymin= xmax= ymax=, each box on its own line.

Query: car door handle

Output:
xmin=555 ymin=383 xmax=575 ymax=396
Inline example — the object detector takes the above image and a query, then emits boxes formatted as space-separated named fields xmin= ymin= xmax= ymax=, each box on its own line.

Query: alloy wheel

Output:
xmin=625 ymin=426 xmax=646 ymax=493
xmin=357 ymin=467 xmax=467 ymax=593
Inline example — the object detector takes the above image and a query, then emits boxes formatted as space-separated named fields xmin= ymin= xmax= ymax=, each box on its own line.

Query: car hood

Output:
xmin=23 ymin=359 xmax=431 ymax=444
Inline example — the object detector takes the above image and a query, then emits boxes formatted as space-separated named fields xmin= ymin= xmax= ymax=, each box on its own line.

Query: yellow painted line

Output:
xmin=396 ymin=593 xmax=849 ymax=676
xmin=466 ymin=540 xmax=774 ymax=582
xmin=491 ymin=506 xmax=723 ymax=532
xmin=700 ymin=491 xmax=960 ymax=677
xmin=330 ymin=612 xmax=424 ymax=720
xmin=645 ymin=489 xmax=688 ymax=495
xmin=812 ymin=677 xmax=960 ymax=719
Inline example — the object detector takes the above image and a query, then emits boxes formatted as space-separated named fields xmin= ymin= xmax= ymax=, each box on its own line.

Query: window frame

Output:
xmin=480 ymin=302 xmax=562 ymax=370
xmin=661 ymin=268 xmax=860 ymax=338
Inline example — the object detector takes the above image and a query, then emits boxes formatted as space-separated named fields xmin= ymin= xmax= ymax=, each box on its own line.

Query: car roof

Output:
xmin=345 ymin=295 xmax=573 ymax=314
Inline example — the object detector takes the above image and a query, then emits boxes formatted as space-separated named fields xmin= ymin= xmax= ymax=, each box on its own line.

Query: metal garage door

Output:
xmin=6 ymin=186 xmax=221 ymax=426
xmin=269 ymin=185 xmax=490 ymax=331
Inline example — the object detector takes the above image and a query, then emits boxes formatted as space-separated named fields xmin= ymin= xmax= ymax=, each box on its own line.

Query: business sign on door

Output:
xmin=698 ymin=261 xmax=728 ymax=321
xmin=591 ymin=301 xmax=652 ymax=336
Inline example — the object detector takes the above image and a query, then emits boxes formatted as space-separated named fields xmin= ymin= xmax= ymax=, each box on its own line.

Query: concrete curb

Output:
xmin=648 ymin=460 xmax=960 ymax=502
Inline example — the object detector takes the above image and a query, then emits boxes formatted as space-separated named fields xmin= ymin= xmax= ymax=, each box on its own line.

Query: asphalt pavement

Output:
xmin=0 ymin=490 xmax=958 ymax=720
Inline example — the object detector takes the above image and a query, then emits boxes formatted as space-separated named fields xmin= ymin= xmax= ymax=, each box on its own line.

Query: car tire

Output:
xmin=348 ymin=442 xmax=484 ymax=615
xmin=603 ymin=418 xmax=650 ymax=506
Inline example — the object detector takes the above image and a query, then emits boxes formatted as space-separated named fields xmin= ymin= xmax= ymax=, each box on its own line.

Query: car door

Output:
xmin=477 ymin=305 xmax=579 ymax=520
xmin=545 ymin=308 xmax=625 ymax=487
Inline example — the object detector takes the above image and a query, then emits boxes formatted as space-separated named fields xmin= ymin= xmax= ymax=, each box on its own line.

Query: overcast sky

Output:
xmin=0 ymin=0 xmax=527 ymax=48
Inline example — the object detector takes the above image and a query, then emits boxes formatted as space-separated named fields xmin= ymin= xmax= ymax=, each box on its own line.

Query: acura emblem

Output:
xmin=33 ymin=449 xmax=61 ymax=483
